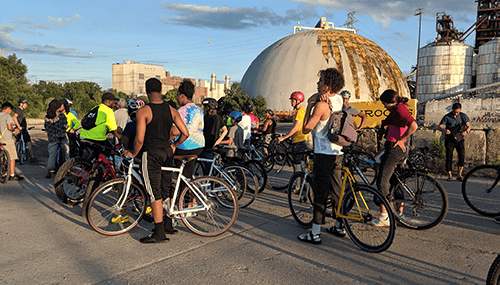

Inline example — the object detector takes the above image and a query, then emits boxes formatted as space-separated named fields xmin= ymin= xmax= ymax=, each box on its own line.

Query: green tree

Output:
xmin=0 ymin=54 xmax=29 ymax=106
xmin=162 ymin=88 xmax=178 ymax=108
xmin=217 ymin=82 xmax=267 ymax=120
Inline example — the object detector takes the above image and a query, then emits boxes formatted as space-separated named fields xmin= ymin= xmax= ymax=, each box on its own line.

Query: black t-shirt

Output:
xmin=15 ymin=107 xmax=26 ymax=128
xmin=203 ymin=114 xmax=224 ymax=149
xmin=122 ymin=121 xmax=137 ymax=151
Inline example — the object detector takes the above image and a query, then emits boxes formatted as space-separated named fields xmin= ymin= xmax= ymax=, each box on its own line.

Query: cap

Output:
xmin=340 ymin=90 xmax=351 ymax=99
xmin=116 ymin=98 xmax=127 ymax=107
xmin=102 ymin=92 xmax=118 ymax=102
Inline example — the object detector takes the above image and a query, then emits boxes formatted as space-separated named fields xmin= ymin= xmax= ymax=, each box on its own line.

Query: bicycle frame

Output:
xmin=197 ymin=154 xmax=239 ymax=191
xmin=334 ymin=165 xmax=372 ymax=222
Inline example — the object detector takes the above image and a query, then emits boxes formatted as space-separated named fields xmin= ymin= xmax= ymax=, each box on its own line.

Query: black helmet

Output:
xmin=243 ymin=103 xmax=254 ymax=113
xmin=202 ymin=98 xmax=217 ymax=110
xmin=265 ymin=109 xmax=274 ymax=116
xmin=18 ymin=98 xmax=28 ymax=104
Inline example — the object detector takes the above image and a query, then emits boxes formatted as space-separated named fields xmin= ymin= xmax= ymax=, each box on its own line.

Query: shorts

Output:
xmin=1 ymin=138 xmax=18 ymax=161
xmin=291 ymin=141 xmax=308 ymax=164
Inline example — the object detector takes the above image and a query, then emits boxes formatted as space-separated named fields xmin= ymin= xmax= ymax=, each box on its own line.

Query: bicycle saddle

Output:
xmin=173 ymin=154 xmax=198 ymax=162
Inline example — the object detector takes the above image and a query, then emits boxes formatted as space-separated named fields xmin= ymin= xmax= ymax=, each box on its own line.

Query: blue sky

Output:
xmin=1 ymin=0 xmax=477 ymax=90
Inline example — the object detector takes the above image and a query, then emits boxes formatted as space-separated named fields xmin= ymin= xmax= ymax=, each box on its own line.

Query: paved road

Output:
xmin=0 ymin=126 xmax=498 ymax=284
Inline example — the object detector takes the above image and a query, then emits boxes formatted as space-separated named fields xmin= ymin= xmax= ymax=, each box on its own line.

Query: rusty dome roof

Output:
xmin=241 ymin=29 xmax=409 ymax=111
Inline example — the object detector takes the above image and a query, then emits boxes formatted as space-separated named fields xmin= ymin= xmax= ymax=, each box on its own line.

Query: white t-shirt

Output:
xmin=240 ymin=115 xmax=252 ymax=141
xmin=313 ymin=94 xmax=344 ymax=155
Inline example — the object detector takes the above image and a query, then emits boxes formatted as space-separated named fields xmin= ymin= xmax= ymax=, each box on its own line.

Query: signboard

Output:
xmin=350 ymin=99 xmax=417 ymax=128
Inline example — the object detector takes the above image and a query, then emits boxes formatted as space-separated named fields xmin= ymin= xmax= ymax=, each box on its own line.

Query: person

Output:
xmin=44 ymin=99 xmax=70 ymax=179
xmin=340 ymin=90 xmax=367 ymax=130
xmin=372 ymin=89 xmax=418 ymax=227
xmin=0 ymin=102 xmax=23 ymax=181
xmin=125 ymin=78 xmax=189 ymax=243
xmin=439 ymin=102 xmax=471 ymax=181
xmin=247 ymin=104 xmax=259 ymax=131
xmin=240 ymin=104 xmax=252 ymax=146
xmin=278 ymin=91 xmax=309 ymax=182
xmin=121 ymin=98 xmax=145 ymax=151
xmin=298 ymin=68 xmax=345 ymax=244
xmin=62 ymin=99 xmax=80 ymax=158
xmin=215 ymin=111 xmax=244 ymax=159
xmin=114 ymin=98 xmax=129 ymax=134
xmin=80 ymin=93 xmax=122 ymax=147
xmin=202 ymin=98 xmax=228 ymax=149
xmin=260 ymin=109 xmax=277 ymax=144
xmin=13 ymin=98 xmax=36 ymax=163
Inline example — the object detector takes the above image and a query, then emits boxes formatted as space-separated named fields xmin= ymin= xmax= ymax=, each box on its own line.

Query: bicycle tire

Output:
xmin=462 ymin=165 xmax=500 ymax=216
xmin=246 ymin=160 xmax=267 ymax=193
xmin=17 ymin=141 xmax=26 ymax=165
xmin=253 ymin=144 xmax=271 ymax=162
xmin=0 ymin=149 xmax=10 ymax=184
xmin=392 ymin=171 xmax=448 ymax=230
xmin=222 ymin=164 xmax=258 ymax=208
xmin=86 ymin=178 xmax=147 ymax=236
xmin=487 ymin=254 xmax=500 ymax=285
xmin=54 ymin=158 xmax=93 ymax=205
xmin=353 ymin=151 xmax=378 ymax=185
xmin=267 ymin=153 xmax=292 ymax=190
xmin=342 ymin=184 xmax=396 ymax=253
xmin=179 ymin=176 xmax=238 ymax=237
xmin=288 ymin=172 xmax=314 ymax=228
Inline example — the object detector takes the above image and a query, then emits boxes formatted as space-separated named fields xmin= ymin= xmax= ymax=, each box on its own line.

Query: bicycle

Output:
xmin=349 ymin=146 xmax=448 ymax=230
xmin=287 ymin=149 xmax=396 ymax=253
xmin=16 ymin=126 xmax=34 ymax=164
xmin=461 ymin=164 xmax=500 ymax=216
xmin=194 ymin=149 xmax=259 ymax=208
xmin=0 ymin=143 xmax=10 ymax=183
xmin=264 ymin=147 xmax=312 ymax=190
xmin=487 ymin=254 xmax=500 ymax=285
xmin=86 ymin=154 xmax=238 ymax=237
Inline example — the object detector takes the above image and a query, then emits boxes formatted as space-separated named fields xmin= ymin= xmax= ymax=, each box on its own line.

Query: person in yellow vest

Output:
xmin=80 ymin=93 xmax=121 ymax=147
xmin=62 ymin=99 xmax=80 ymax=158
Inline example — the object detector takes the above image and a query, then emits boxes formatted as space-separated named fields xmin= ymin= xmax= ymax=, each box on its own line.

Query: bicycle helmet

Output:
xmin=127 ymin=98 xmax=145 ymax=117
xmin=289 ymin=91 xmax=304 ymax=103
xmin=229 ymin=111 xmax=242 ymax=122
xmin=202 ymin=98 xmax=217 ymax=110
xmin=242 ymin=103 xmax=254 ymax=113
xmin=265 ymin=109 xmax=274 ymax=116
xmin=18 ymin=98 xmax=28 ymax=104
xmin=340 ymin=90 xmax=351 ymax=99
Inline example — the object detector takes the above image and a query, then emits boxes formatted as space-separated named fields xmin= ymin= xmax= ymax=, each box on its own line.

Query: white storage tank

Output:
xmin=416 ymin=41 xmax=473 ymax=102
xmin=477 ymin=38 xmax=500 ymax=87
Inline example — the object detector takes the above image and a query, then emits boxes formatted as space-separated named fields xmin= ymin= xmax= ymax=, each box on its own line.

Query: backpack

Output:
xmin=81 ymin=106 xmax=100 ymax=130
xmin=327 ymin=110 xmax=358 ymax=146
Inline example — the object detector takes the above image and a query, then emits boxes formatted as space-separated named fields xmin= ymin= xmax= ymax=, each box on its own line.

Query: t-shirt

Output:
xmin=227 ymin=124 xmax=244 ymax=157
xmin=80 ymin=104 xmax=117 ymax=141
xmin=249 ymin=113 xmax=259 ymax=129
xmin=177 ymin=103 xmax=205 ymax=150
xmin=203 ymin=114 xmax=224 ymax=149
xmin=114 ymin=108 xmax=130 ymax=132
xmin=14 ymin=107 xmax=26 ymax=128
xmin=313 ymin=93 xmax=343 ymax=155
xmin=384 ymin=102 xmax=416 ymax=143
xmin=292 ymin=107 xmax=308 ymax=143
xmin=343 ymin=105 xmax=361 ymax=116
xmin=0 ymin=112 xmax=14 ymax=141
xmin=122 ymin=121 xmax=137 ymax=151
xmin=440 ymin=112 xmax=470 ymax=129
xmin=65 ymin=112 xmax=80 ymax=132
xmin=240 ymin=115 xmax=252 ymax=141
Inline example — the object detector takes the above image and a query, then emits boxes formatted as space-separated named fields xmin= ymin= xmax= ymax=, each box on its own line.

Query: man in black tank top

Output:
xmin=128 ymin=78 xmax=189 ymax=243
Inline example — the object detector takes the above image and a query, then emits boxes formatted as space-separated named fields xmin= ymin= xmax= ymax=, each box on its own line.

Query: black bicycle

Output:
xmin=488 ymin=254 xmax=500 ymax=285
xmin=461 ymin=164 xmax=500 ymax=216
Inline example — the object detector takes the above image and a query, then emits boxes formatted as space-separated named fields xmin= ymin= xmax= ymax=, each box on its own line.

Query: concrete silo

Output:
xmin=476 ymin=38 xmax=500 ymax=86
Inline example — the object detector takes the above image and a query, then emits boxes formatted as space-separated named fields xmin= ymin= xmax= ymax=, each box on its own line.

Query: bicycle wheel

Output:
xmin=353 ymin=151 xmax=378 ymax=185
xmin=462 ymin=165 xmax=500 ymax=216
xmin=246 ymin=160 xmax=267 ymax=193
xmin=193 ymin=161 xmax=205 ymax=178
xmin=179 ymin=176 xmax=238 ymax=237
xmin=222 ymin=164 xmax=258 ymax=208
xmin=86 ymin=178 xmax=147 ymax=236
xmin=392 ymin=171 xmax=448 ymax=229
xmin=288 ymin=172 xmax=314 ymax=228
xmin=54 ymin=158 xmax=93 ymax=205
xmin=253 ymin=144 xmax=271 ymax=162
xmin=342 ymin=184 xmax=396 ymax=253
xmin=0 ymin=149 xmax=11 ymax=184
xmin=487 ymin=254 xmax=500 ymax=285
xmin=17 ymin=141 xmax=26 ymax=165
xmin=266 ymin=153 xmax=293 ymax=190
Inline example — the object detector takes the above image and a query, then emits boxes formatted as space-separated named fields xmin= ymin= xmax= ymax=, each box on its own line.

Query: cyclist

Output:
xmin=13 ymin=98 xmax=36 ymax=163
xmin=246 ymin=103 xmax=259 ymax=131
xmin=299 ymin=68 xmax=345 ymax=244
xmin=240 ymin=103 xmax=252 ymax=146
xmin=121 ymin=98 xmax=145 ymax=151
xmin=260 ymin=109 xmax=276 ymax=144
xmin=340 ymin=90 xmax=367 ymax=130
xmin=0 ymin=102 xmax=23 ymax=181
xmin=278 ymin=91 xmax=309 ymax=184
xmin=372 ymin=89 xmax=417 ymax=227
xmin=215 ymin=111 xmax=244 ymax=159
xmin=202 ymin=98 xmax=228 ymax=149
xmin=62 ymin=99 xmax=80 ymax=158
xmin=114 ymin=98 xmax=129 ymax=135
xmin=44 ymin=99 xmax=69 ymax=179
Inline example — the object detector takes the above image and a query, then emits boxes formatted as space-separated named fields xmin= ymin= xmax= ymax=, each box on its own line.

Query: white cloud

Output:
xmin=48 ymin=14 xmax=83 ymax=26
xmin=290 ymin=0 xmax=476 ymax=28
xmin=14 ymin=18 xmax=50 ymax=30
xmin=164 ymin=3 xmax=318 ymax=29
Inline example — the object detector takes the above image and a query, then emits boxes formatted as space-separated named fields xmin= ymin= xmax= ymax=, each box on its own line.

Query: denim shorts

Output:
xmin=291 ymin=141 xmax=308 ymax=164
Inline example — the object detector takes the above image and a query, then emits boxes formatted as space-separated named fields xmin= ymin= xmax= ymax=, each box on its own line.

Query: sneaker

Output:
xmin=8 ymin=174 xmax=24 ymax=181
xmin=370 ymin=215 xmax=390 ymax=227
xmin=111 ymin=215 xmax=130 ymax=224
xmin=494 ymin=217 xmax=500 ymax=224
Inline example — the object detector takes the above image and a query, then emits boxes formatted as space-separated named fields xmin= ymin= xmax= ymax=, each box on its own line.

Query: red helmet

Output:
xmin=290 ymin=91 xmax=304 ymax=103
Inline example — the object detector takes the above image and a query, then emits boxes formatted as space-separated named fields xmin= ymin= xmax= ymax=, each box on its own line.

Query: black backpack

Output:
xmin=81 ymin=106 xmax=100 ymax=130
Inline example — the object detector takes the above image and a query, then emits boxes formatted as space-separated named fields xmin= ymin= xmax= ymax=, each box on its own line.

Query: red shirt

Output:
xmin=383 ymin=102 xmax=415 ymax=143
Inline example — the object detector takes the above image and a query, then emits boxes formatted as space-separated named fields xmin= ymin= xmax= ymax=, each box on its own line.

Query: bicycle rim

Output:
xmin=342 ymin=185 xmax=396 ymax=253
xmin=394 ymin=172 xmax=448 ymax=229
xmin=17 ymin=143 xmax=26 ymax=164
xmin=87 ymin=179 xmax=146 ymax=236
xmin=246 ymin=160 xmax=267 ymax=193
xmin=223 ymin=165 xmax=258 ymax=208
xmin=267 ymin=153 xmax=292 ymax=190
xmin=180 ymin=176 xmax=238 ymax=237
xmin=288 ymin=172 xmax=314 ymax=228
xmin=462 ymin=165 xmax=500 ymax=216
xmin=353 ymin=151 xmax=377 ymax=185
xmin=0 ymin=150 xmax=10 ymax=183
xmin=54 ymin=158 xmax=93 ymax=205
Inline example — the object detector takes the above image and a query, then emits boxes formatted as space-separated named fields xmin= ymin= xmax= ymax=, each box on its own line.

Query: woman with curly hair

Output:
xmin=44 ymin=99 xmax=69 ymax=178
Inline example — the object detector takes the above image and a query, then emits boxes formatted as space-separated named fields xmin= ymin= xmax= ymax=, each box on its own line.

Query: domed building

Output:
xmin=241 ymin=19 xmax=409 ymax=111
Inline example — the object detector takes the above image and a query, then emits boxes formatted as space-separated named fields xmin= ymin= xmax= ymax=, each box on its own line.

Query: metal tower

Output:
xmin=475 ymin=0 xmax=500 ymax=51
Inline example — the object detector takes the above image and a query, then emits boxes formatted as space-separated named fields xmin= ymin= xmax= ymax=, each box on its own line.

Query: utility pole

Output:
xmin=414 ymin=8 xmax=423 ymax=99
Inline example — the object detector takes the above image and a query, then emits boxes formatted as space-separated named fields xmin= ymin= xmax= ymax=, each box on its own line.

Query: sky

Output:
xmin=1 ymin=0 xmax=479 ymax=90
